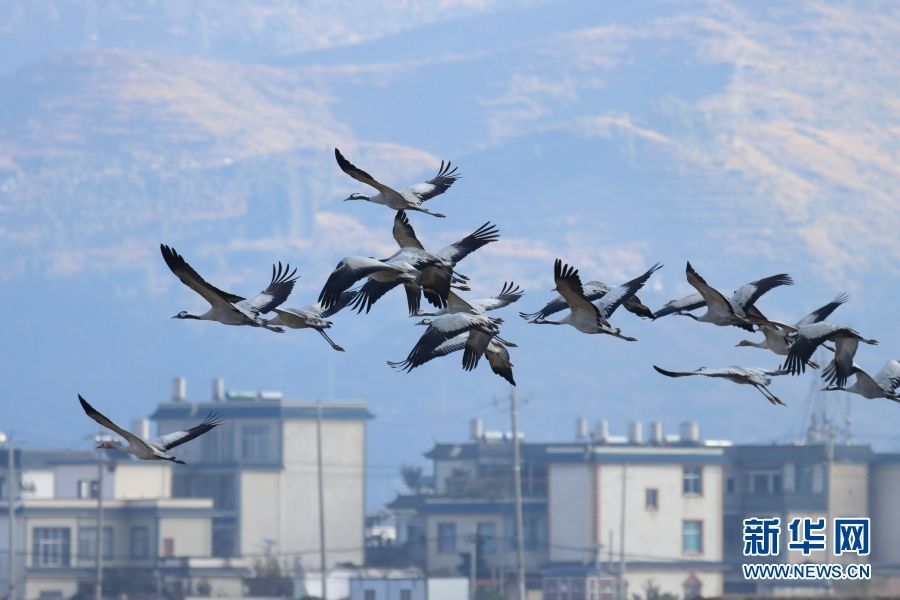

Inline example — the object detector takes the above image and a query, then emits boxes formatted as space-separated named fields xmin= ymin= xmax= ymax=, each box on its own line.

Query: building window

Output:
xmin=77 ymin=479 xmax=100 ymax=499
xmin=752 ymin=473 xmax=770 ymax=494
xmin=683 ymin=466 xmax=703 ymax=495
xmin=437 ymin=522 xmax=456 ymax=554
xmin=523 ymin=515 xmax=547 ymax=551
xmin=163 ymin=537 xmax=175 ymax=557
xmin=749 ymin=470 xmax=783 ymax=495
xmin=130 ymin=526 xmax=150 ymax=559
xmin=682 ymin=521 xmax=703 ymax=554
xmin=364 ymin=590 xmax=375 ymax=600
xmin=212 ymin=522 xmax=237 ymax=558
xmin=241 ymin=425 xmax=271 ymax=461
xmin=726 ymin=477 xmax=735 ymax=495
xmin=77 ymin=527 xmax=112 ymax=560
xmin=400 ymin=590 xmax=411 ymax=600
xmin=201 ymin=426 xmax=233 ymax=462
xmin=477 ymin=522 xmax=496 ymax=554
xmin=645 ymin=488 xmax=659 ymax=510
xmin=32 ymin=528 xmax=71 ymax=567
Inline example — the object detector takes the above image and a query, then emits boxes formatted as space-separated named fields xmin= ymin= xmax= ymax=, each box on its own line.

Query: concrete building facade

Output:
xmin=388 ymin=420 xmax=727 ymax=599
xmin=546 ymin=440 xmax=727 ymax=599
xmin=0 ymin=449 xmax=248 ymax=600
xmin=722 ymin=443 xmax=873 ymax=596
xmin=150 ymin=378 xmax=372 ymax=571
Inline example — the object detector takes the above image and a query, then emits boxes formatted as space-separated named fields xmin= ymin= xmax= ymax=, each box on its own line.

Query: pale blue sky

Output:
xmin=1 ymin=0 xmax=899 ymax=509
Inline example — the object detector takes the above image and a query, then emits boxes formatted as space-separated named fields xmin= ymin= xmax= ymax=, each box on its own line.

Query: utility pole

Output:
xmin=315 ymin=402 xmax=328 ymax=600
xmin=617 ymin=463 xmax=627 ymax=600
xmin=824 ymin=418 xmax=835 ymax=597
xmin=508 ymin=390 xmax=526 ymax=600
xmin=469 ymin=526 xmax=477 ymax=600
xmin=95 ymin=433 xmax=105 ymax=600
xmin=608 ymin=530 xmax=613 ymax=572
xmin=4 ymin=434 xmax=16 ymax=600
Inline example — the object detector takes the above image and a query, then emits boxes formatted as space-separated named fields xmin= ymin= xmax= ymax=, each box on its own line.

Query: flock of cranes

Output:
xmin=79 ymin=147 xmax=899 ymax=463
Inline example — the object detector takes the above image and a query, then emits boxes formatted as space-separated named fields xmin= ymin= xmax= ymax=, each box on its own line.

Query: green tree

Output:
xmin=401 ymin=465 xmax=423 ymax=493
xmin=245 ymin=556 xmax=294 ymax=597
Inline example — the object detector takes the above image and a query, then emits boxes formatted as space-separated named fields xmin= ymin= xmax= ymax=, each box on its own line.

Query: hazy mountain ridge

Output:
xmin=0 ymin=0 xmax=528 ymax=75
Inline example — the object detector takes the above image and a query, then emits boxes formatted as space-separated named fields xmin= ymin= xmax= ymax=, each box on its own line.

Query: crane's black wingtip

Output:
xmin=334 ymin=147 xmax=351 ymax=168
xmin=78 ymin=394 xmax=95 ymax=414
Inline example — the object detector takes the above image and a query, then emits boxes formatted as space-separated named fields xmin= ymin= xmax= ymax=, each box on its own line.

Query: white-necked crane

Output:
xmin=821 ymin=359 xmax=900 ymax=401
xmin=161 ymin=244 xmax=298 ymax=333
xmin=653 ymin=365 xmax=788 ymax=406
xmin=680 ymin=262 xmax=792 ymax=331
xmin=652 ymin=292 xmax=706 ymax=319
xmin=524 ymin=259 xmax=661 ymax=341
xmin=519 ymin=279 xmax=653 ymax=322
xmin=782 ymin=322 xmax=879 ymax=388
xmin=80 ymin=395 xmax=221 ymax=464
xmin=351 ymin=212 xmax=499 ymax=314
xmin=267 ymin=289 xmax=360 ymax=352
xmin=335 ymin=148 xmax=459 ymax=218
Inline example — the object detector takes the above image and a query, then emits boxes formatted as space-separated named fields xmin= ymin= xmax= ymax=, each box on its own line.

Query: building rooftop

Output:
xmin=724 ymin=443 xmax=874 ymax=464
xmin=0 ymin=448 xmax=151 ymax=469
xmin=151 ymin=398 xmax=374 ymax=421
xmin=425 ymin=441 xmax=728 ymax=465
xmin=150 ymin=376 xmax=374 ymax=421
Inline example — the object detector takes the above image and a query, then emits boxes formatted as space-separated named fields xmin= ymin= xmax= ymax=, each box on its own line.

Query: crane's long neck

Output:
xmin=738 ymin=339 xmax=767 ymax=349
xmin=534 ymin=318 xmax=562 ymax=325
xmin=175 ymin=313 xmax=204 ymax=320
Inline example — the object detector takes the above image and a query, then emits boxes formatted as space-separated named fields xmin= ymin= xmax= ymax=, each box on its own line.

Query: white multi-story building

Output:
xmin=389 ymin=419 xmax=726 ymax=599
xmin=0 ymin=448 xmax=249 ymax=600
xmin=0 ymin=376 xmax=371 ymax=600
xmin=150 ymin=377 xmax=372 ymax=571
xmin=547 ymin=422 xmax=727 ymax=600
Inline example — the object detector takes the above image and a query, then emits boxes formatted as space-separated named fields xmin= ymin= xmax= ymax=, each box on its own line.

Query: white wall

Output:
xmin=597 ymin=462 xmax=723 ymax=563
xmin=112 ymin=463 xmax=172 ymax=499
xmin=53 ymin=464 xmax=113 ymax=499
xmin=349 ymin=578 xmax=426 ymax=600
xmin=240 ymin=418 xmax=365 ymax=569
xmin=20 ymin=469 xmax=54 ymax=499
xmin=24 ymin=575 xmax=79 ymax=600
xmin=872 ymin=463 xmax=900 ymax=564
xmin=159 ymin=516 xmax=211 ymax=557
xmin=548 ymin=463 xmax=593 ymax=562
xmin=298 ymin=571 xmax=351 ymax=600
xmin=427 ymin=577 xmax=468 ymax=600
